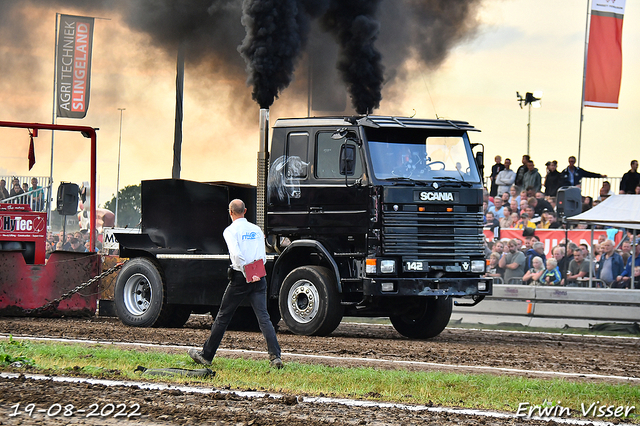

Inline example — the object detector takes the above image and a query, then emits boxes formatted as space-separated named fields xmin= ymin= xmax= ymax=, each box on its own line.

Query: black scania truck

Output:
xmin=113 ymin=113 xmax=492 ymax=339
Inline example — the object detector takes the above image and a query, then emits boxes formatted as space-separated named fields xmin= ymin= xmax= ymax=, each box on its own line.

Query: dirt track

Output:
xmin=0 ymin=316 xmax=639 ymax=425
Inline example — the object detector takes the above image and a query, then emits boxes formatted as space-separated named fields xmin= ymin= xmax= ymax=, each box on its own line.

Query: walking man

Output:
xmin=189 ymin=199 xmax=283 ymax=368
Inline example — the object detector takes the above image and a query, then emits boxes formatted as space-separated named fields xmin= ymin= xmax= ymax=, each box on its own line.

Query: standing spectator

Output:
xmin=566 ymin=248 xmax=591 ymax=286
xmin=596 ymin=240 xmax=624 ymax=287
xmin=522 ymin=256 xmax=545 ymax=285
xmin=485 ymin=252 xmax=504 ymax=279
xmin=524 ymin=241 xmax=547 ymax=270
xmin=540 ymin=258 xmax=562 ymax=286
xmin=620 ymin=241 xmax=632 ymax=265
xmin=514 ymin=155 xmax=530 ymax=193
xmin=0 ymin=179 xmax=9 ymax=200
xmin=29 ymin=178 xmax=44 ymax=211
xmin=551 ymin=246 xmax=568 ymax=284
xmin=544 ymin=160 xmax=563 ymax=197
xmin=492 ymin=241 xmax=505 ymax=256
xmin=499 ymin=239 xmax=526 ymax=284
xmin=69 ymin=237 xmax=87 ymax=253
xmin=495 ymin=158 xmax=516 ymax=198
xmin=489 ymin=155 xmax=505 ymax=197
xmin=560 ymin=156 xmax=606 ymax=187
xmin=614 ymin=242 xmax=640 ymax=288
xmin=9 ymin=181 xmax=24 ymax=198
xmin=522 ymin=161 xmax=542 ymax=194
xmin=619 ymin=160 xmax=639 ymax=194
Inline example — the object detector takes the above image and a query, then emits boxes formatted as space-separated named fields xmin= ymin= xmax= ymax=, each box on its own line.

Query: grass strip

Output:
xmin=1 ymin=338 xmax=638 ymax=422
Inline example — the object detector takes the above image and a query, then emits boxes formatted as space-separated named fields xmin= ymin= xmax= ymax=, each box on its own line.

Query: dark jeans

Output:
xmin=202 ymin=271 xmax=280 ymax=361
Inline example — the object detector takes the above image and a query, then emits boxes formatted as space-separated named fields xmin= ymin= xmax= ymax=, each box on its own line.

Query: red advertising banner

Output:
xmin=56 ymin=14 xmax=95 ymax=119
xmin=0 ymin=204 xmax=47 ymax=265
xmin=584 ymin=0 xmax=626 ymax=109
xmin=484 ymin=228 xmax=622 ymax=259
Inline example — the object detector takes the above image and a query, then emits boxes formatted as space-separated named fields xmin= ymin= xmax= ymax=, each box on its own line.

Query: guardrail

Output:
xmin=451 ymin=284 xmax=640 ymax=328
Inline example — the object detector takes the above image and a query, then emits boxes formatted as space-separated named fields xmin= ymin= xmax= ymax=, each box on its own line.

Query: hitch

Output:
xmin=454 ymin=295 xmax=485 ymax=307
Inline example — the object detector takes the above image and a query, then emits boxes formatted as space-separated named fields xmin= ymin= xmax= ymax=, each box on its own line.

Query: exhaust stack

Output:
xmin=257 ymin=108 xmax=269 ymax=232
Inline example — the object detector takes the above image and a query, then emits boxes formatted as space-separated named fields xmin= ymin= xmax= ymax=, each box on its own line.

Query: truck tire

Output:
xmin=279 ymin=266 xmax=343 ymax=336
xmin=114 ymin=258 xmax=172 ymax=327
xmin=390 ymin=297 xmax=453 ymax=339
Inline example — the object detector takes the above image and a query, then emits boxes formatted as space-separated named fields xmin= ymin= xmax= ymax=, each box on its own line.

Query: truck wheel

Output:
xmin=279 ymin=266 xmax=343 ymax=336
xmin=114 ymin=258 xmax=170 ymax=327
xmin=390 ymin=297 xmax=453 ymax=339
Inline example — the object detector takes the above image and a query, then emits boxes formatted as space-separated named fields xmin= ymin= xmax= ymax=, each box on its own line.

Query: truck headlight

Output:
xmin=380 ymin=260 xmax=396 ymax=274
xmin=471 ymin=260 xmax=485 ymax=273
xmin=381 ymin=282 xmax=395 ymax=292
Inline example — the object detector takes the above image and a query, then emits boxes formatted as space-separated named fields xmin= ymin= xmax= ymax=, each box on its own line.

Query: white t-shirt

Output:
xmin=223 ymin=218 xmax=266 ymax=276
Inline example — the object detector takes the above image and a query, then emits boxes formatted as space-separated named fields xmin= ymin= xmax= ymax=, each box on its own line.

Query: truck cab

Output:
xmin=265 ymin=116 xmax=491 ymax=338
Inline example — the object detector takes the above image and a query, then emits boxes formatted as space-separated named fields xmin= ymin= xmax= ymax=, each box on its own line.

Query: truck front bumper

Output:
xmin=364 ymin=276 xmax=493 ymax=297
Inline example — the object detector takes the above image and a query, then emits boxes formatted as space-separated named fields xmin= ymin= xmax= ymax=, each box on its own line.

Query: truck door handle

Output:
xmin=310 ymin=207 xmax=323 ymax=213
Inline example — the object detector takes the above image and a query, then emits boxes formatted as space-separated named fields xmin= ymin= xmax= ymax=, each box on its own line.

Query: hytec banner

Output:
xmin=56 ymin=14 xmax=95 ymax=119
xmin=584 ymin=0 xmax=626 ymax=109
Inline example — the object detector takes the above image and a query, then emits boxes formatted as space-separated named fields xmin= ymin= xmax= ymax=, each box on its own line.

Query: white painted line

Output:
xmin=2 ymin=334 xmax=638 ymax=382
xmin=0 ymin=372 xmax=632 ymax=426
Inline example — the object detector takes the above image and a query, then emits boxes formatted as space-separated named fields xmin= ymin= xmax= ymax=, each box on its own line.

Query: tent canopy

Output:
xmin=567 ymin=194 xmax=640 ymax=230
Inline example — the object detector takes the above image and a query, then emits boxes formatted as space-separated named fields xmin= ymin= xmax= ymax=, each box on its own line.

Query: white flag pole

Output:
xmin=577 ymin=0 xmax=591 ymax=168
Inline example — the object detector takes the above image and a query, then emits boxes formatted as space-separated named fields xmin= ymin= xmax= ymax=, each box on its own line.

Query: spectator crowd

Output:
xmin=484 ymin=155 xmax=640 ymax=289
xmin=45 ymin=229 xmax=102 ymax=260
xmin=0 ymin=176 xmax=46 ymax=211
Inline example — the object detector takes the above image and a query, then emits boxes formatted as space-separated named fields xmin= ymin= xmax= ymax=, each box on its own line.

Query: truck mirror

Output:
xmin=56 ymin=182 xmax=79 ymax=216
xmin=340 ymin=144 xmax=356 ymax=176
xmin=475 ymin=151 xmax=484 ymax=179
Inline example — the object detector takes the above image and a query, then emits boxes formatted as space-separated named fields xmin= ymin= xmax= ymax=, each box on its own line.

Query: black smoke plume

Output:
xmin=0 ymin=0 xmax=483 ymax=115
xmin=320 ymin=0 xmax=384 ymax=114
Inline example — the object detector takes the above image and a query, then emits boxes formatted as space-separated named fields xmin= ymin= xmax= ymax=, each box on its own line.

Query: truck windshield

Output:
xmin=368 ymin=136 xmax=480 ymax=182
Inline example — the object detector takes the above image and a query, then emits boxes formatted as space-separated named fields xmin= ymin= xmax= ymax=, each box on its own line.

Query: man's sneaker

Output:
xmin=188 ymin=348 xmax=211 ymax=366
xmin=270 ymin=357 xmax=284 ymax=369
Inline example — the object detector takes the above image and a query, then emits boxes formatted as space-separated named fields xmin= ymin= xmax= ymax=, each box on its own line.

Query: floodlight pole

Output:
xmin=527 ymin=102 xmax=533 ymax=157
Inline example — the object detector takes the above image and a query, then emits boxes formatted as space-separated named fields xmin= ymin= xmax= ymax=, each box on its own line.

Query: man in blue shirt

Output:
xmin=613 ymin=241 xmax=640 ymax=289
xmin=189 ymin=199 xmax=283 ymax=368
xmin=561 ymin=156 xmax=606 ymax=187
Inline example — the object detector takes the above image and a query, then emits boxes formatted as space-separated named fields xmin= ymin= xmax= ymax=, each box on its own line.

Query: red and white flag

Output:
xmin=584 ymin=0 xmax=626 ymax=108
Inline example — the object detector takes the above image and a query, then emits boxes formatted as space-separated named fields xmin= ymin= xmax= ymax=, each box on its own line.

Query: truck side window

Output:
xmin=316 ymin=132 xmax=362 ymax=179
xmin=286 ymin=133 xmax=309 ymax=179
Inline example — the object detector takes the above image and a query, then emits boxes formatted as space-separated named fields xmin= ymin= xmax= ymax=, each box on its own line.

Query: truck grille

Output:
xmin=381 ymin=210 xmax=484 ymax=258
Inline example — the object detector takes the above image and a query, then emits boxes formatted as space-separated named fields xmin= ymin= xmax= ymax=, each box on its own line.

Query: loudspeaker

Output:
xmin=56 ymin=182 xmax=79 ymax=216
xmin=557 ymin=186 xmax=582 ymax=218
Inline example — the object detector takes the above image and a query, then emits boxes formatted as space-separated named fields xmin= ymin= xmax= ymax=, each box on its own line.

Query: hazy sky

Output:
xmin=0 ymin=0 xmax=637 ymax=207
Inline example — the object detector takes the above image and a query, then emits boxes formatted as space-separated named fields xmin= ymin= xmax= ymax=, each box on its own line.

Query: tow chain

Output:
xmin=25 ymin=260 xmax=127 ymax=315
